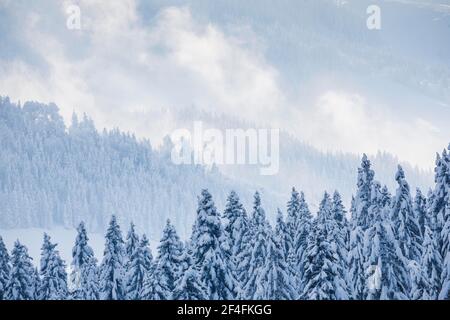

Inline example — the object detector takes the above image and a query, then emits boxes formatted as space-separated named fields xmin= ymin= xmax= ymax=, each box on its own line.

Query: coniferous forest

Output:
xmin=1 ymin=145 xmax=450 ymax=300
xmin=1 ymin=0 xmax=449 ymax=305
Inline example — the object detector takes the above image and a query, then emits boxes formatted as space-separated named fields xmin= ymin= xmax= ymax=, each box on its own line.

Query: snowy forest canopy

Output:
xmin=1 ymin=145 xmax=450 ymax=300
xmin=0 ymin=97 xmax=432 ymax=239
xmin=0 ymin=0 xmax=449 ymax=302
xmin=0 ymin=96 xmax=449 ymax=300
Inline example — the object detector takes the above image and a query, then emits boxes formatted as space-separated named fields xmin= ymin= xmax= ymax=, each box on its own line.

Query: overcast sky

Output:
xmin=1 ymin=0 xmax=449 ymax=169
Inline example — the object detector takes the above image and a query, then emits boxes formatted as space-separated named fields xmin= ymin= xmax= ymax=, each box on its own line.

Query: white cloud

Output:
xmin=0 ymin=1 xmax=447 ymax=168
xmin=295 ymin=90 xmax=446 ymax=168
xmin=0 ymin=2 xmax=285 ymax=144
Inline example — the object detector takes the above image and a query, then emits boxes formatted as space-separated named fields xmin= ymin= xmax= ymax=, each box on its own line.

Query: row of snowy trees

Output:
xmin=0 ymin=97 xmax=259 ymax=239
xmin=0 ymin=97 xmax=431 ymax=238
xmin=0 ymin=147 xmax=449 ymax=300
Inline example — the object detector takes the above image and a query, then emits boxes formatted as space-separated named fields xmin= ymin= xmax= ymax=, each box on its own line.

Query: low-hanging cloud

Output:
xmin=0 ymin=0 xmax=447 ymax=168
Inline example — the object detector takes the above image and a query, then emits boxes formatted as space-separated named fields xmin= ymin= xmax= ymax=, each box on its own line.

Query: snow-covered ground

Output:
xmin=0 ymin=227 xmax=159 ymax=268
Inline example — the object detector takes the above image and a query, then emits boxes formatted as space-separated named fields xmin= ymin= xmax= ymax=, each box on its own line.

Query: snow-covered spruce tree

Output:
xmin=430 ymin=149 xmax=449 ymax=239
xmin=348 ymin=220 xmax=366 ymax=300
xmin=70 ymin=221 xmax=94 ymax=296
xmin=0 ymin=236 xmax=10 ymax=300
xmin=331 ymin=191 xmax=349 ymax=269
xmin=436 ymin=146 xmax=450 ymax=299
xmin=31 ymin=267 xmax=41 ymax=299
xmin=318 ymin=191 xmax=347 ymax=261
xmin=390 ymin=165 xmax=423 ymax=262
xmin=78 ymin=257 xmax=99 ymax=300
xmin=235 ymin=192 xmax=265 ymax=295
xmin=292 ymin=191 xmax=313 ymax=292
xmin=125 ymin=223 xmax=140 ymax=263
xmin=286 ymin=188 xmax=301 ymax=258
xmin=99 ymin=215 xmax=126 ymax=300
xmin=413 ymin=188 xmax=427 ymax=239
xmin=222 ymin=191 xmax=249 ymax=289
xmin=39 ymin=233 xmax=68 ymax=300
xmin=173 ymin=245 xmax=207 ymax=300
xmin=192 ymin=189 xmax=236 ymax=300
xmin=5 ymin=241 xmax=35 ymax=300
xmin=140 ymin=234 xmax=154 ymax=272
xmin=419 ymin=226 xmax=442 ymax=300
xmin=347 ymin=155 xmax=376 ymax=299
xmin=364 ymin=184 xmax=410 ymax=300
xmin=126 ymin=233 xmax=153 ymax=300
xmin=302 ymin=203 xmax=350 ymax=300
xmin=275 ymin=209 xmax=289 ymax=259
xmin=332 ymin=191 xmax=347 ymax=225
xmin=354 ymin=154 xmax=375 ymax=230
xmin=275 ymin=209 xmax=298 ymax=290
xmin=348 ymin=192 xmax=368 ymax=299
xmin=142 ymin=220 xmax=182 ymax=300
xmin=241 ymin=191 xmax=270 ymax=299
xmin=350 ymin=181 xmax=386 ymax=300
xmin=255 ymin=226 xmax=297 ymax=300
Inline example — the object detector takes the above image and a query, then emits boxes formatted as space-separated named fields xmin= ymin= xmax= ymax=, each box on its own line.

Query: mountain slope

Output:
xmin=0 ymin=97 xmax=262 ymax=239
xmin=0 ymin=97 xmax=433 ymax=239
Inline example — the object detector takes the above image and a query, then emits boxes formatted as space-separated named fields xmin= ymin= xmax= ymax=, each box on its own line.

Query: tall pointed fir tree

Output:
xmin=292 ymin=191 xmax=313 ymax=292
xmin=235 ymin=192 xmax=259 ymax=295
xmin=286 ymin=188 xmax=301 ymax=262
xmin=39 ymin=233 xmax=68 ymax=300
xmin=348 ymin=217 xmax=366 ymax=299
xmin=430 ymin=149 xmax=448 ymax=239
xmin=99 ymin=215 xmax=126 ymax=300
xmin=254 ymin=226 xmax=297 ymax=300
xmin=354 ymin=154 xmax=375 ymax=230
xmin=222 ymin=190 xmax=249 ymax=292
xmin=420 ymin=225 xmax=442 ymax=300
xmin=242 ymin=191 xmax=270 ymax=299
xmin=435 ymin=146 xmax=450 ymax=299
xmin=302 ymin=193 xmax=350 ymax=300
xmin=70 ymin=221 xmax=95 ymax=297
xmin=275 ymin=209 xmax=289 ymax=258
xmin=317 ymin=192 xmax=345 ymax=246
xmin=5 ymin=241 xmax=35 ymax=300
xmin=348 ymin=155 xmax=374 ymax=299
xmin=364 ymin=183 xmax=410 ymax=300
xmin=349 ymin=191 xmax=367 ymax=299
xmin=192 ymin=189 xmax=236 ymax=300
xmin=173 ymin=245 xmax=207 ymax=300
xmin=125 ymin=223 xmax=140 ymax=263
xmin=141 ymin=220 xmax=182 ymax=300
xmin=331 ymin=191 xmax=349 ymax=270
xmin=0 ymin=236 xmax=10 ymax=300
xmin=285 ymin=188 xmax=306 ymax=289
xmin=126 ymin=233 xmax=153 ymax=300
xmin=390 ymin=165 xmax=423 ymax=262
xmin=141 ymin=234 xmax=154 ymax=268
xmin=31 ymin=267 xmax=41 ymax=299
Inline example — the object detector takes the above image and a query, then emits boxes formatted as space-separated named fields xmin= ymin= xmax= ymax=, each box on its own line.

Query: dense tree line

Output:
xmin=0 ymin=97 xmax=431 ymax=239
xmin=0 ymin=146 xmax=449 ymax=300
xmin=0 ymin=97 xmax=257 ymax=239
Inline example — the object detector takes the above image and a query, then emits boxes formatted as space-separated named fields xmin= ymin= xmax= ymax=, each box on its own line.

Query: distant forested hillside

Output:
xmin=0 ymin=97 xmax=432 ymax=238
